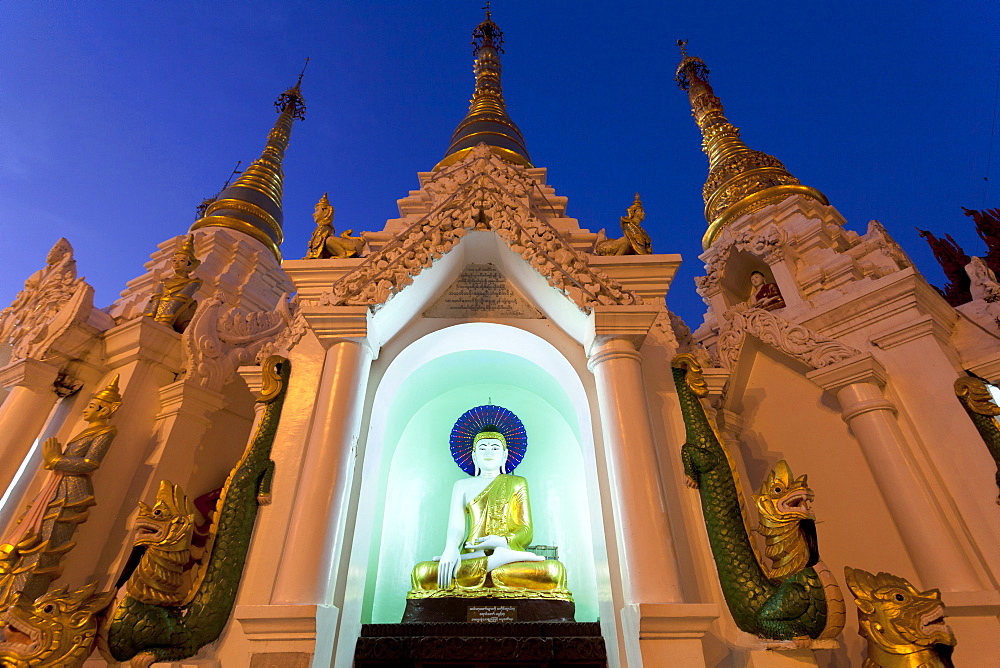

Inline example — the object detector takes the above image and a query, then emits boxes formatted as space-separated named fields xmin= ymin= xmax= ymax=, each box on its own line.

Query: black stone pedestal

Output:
xmin=402 ymin=597 xmax=575 ymax=623
xmin=354 ymin=621 xmax=607 ymax=667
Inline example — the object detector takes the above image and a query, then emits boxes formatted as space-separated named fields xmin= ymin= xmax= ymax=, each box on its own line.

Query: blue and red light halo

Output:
xmin=450 ymin=404 xmax=527 ymax=476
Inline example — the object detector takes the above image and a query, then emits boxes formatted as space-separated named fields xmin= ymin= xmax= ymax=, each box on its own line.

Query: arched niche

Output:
xmin=341 ymin=323 xmax=604 ymax=635
xmin=719 ymin=248 xmax=776 ymax=310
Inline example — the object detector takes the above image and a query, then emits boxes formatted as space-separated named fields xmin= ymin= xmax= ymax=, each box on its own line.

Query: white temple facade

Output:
xmin=1 ymin=13 xmax=999 ymax=668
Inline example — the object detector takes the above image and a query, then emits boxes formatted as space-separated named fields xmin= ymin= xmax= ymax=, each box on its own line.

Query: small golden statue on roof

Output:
xmin=305 ymin=193 xmax=366 ymax=259
xmin=595 ymin=193 xmax=653 ymax=256
xmin=142 ymin=235 xmax=202 ymax=332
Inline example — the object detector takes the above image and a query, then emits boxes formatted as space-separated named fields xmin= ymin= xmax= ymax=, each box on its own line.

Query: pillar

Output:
xmin=587 ymin=306 xmax=715 ymax=665
xmin=271 ymin=306 xmax=374 ymax=605
xmin=0 ymin=358 xmax=60 ymax=495
xmin=807 ymin=354 xmax=982 ymax=591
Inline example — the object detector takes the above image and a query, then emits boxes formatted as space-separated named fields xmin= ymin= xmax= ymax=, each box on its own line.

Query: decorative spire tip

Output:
xmin=675 ymin=40 xmax=709 ymax=91
xmin=275 ymin=60 xmax=308 ymax=120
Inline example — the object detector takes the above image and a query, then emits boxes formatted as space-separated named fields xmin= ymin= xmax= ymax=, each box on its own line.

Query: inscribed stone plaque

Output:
xmin=424 ymin=262 xmax=542 ymax=318
xmin=467 ymin=605 xmax=518 ymax=622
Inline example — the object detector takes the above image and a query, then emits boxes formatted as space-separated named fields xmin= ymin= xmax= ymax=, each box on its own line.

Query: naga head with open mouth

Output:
xmin=845 ymin=567 xmax=956 ymax=667
xmin=0 ymin=582 xmax=113 ymax=667
xmin=134 ymin=480 xmax=195 ymax=551
xmin=753 ymin=460 xmax=820 ymax=576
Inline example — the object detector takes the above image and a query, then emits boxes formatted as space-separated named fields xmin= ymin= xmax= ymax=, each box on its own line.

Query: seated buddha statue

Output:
xmin=746 ymin=270 xmax=786 ymax=311
xmin=408 ymin=428 xmax=571 ymax=602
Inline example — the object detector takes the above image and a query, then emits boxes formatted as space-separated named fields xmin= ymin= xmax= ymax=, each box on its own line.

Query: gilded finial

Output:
xmin=191 ymin=69 xmax=308 ymax=259
xmin=435 ymin=7 xmax=530 ymax=169
xmin=296 ymin=57 xmax=309 ymax=88
xmin=274 ymin=63 xmax=307 ymax=121
xmin=676 ymin=47 xmax=827 ymax=248
xmin=93 ymin=374 xmax=123 ymax=410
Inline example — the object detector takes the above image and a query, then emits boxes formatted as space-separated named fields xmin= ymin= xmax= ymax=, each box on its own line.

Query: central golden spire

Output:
xmin=190 ymin=73 xmax=307 ymax=260
xmin=435 ymin=8 xmax=531 ymax=170
xmin=675 ymin=42 xmax=827 ymax=249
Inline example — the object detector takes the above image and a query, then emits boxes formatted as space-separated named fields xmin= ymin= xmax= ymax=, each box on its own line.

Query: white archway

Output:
xmin=332 ymin=322 xmax=612 ymax=664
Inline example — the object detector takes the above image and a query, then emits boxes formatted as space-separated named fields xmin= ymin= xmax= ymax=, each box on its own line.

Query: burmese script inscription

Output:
xmin=425 ymin=263 xmax=542 ymax=318
xmin=467 ymin=605 xmax=518 ymax=623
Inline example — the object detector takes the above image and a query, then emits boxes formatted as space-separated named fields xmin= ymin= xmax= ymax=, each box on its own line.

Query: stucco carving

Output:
xmin=695 ymin=246 xmax=730 ymax=296
xmin=717 ymin=302 xmax=859 ymax=371
xmin=863 ymin=220 xmax=912 ymax=271
xmin=182 ymin=292 xmax=302 ymax=391
xmin=734 ymin=226 xmax=786 ymax=263
xmin=967 ymin=257 xmax=1000 ymax=304
xmin=318 ymin=149 xmax=639 ymax=312
xmin=0 ymin=238 xmax=95 ymax=364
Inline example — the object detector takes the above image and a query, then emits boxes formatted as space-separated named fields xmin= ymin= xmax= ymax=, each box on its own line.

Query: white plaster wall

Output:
xmin=736 ymin=347 xmax=921 ymax=664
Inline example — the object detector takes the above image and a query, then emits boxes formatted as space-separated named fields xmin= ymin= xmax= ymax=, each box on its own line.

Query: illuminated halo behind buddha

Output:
xmin=405 ymin=405 xmax=572 ymax=622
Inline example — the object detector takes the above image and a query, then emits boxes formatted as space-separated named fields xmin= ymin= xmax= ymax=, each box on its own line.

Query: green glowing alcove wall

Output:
xmin=363 ymin=348 xmax=600 ymax=623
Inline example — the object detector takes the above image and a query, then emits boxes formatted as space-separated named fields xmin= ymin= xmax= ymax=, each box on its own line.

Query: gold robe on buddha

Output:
xmin=409 ymin=474 xmax=571 ymax=600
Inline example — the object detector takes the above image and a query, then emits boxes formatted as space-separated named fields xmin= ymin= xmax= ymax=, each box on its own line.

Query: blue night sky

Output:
xmin=1 ymin=1 xmax=998 ymax=330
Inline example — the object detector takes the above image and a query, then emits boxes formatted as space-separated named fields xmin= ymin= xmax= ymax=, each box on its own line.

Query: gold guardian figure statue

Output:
xmin=595 ymin=193 xmax=653 ymax=256
xmin=304 ymin=193 xmax=366 ymax=259
xmin=142 ymin=235 xmax=202 ymax=332
xmin=0 ymin=375 xmax=123 ymax=604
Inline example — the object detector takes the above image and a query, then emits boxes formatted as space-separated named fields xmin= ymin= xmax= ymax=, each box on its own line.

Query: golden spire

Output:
xmin=675 ymin=42 xmax=827 ymax=249
xmin=190 ymin=63 xmax=308 ymax=260
xmin=435 ymin=7 xmax=531 ymax=170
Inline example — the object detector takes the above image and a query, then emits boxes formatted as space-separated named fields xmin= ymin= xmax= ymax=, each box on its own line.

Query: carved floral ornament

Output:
xmin=0 ymin=238 xmax=91 ymax=364
xmin=317 ymin=149 xmax=640 ymax=313
xmin=182 ymin=291 xmax=305 ymax=392
xmin=717 ymin=302 xmax=859 ymax=371
xmin=695 ymin=226 xmax=786 ymax=297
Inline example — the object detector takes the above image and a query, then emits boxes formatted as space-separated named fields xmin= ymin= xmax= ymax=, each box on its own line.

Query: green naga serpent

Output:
xmin=106 ymin=355 xmax=290 ymax=666
xmin=672 ymin=353 xmax=843 ymax=643
xmin=954 ymin=376 xmax=1000 ymax=504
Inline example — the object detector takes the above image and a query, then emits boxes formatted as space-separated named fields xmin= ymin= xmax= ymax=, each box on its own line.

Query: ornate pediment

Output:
xmin=317 ymin=145 xmax=640 ymax=313
xmin=718 ymin=302 xmax=859 ymax=371
xmin=0 ymin=238 xmax=104 ymax=365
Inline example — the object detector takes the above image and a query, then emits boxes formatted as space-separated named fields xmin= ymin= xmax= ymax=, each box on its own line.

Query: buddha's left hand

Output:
xmin=465 ymin=534 xmax=507 ymax=551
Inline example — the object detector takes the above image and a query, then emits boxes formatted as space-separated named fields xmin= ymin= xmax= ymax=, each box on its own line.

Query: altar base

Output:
xmin=355 ymin=622 xmax=606 ymax=667
xmin=402 ymin=597 xmax=575 ymax=623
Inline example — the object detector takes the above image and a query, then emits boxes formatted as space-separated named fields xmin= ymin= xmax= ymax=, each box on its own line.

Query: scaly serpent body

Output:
xmin=672 ymin=355 xmax=830 ymax=640
xmin=106 ymin=356 xmax=289 ymax=665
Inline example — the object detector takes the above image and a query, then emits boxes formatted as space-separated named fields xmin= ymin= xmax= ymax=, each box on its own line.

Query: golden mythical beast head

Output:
xmin=753 ymin=460 xmax=819 ymax=577
xmin=844 ymin=567 xmax=956 ymax=666
xmin=0 ymin=582 xmax=112 ymax=667
xmin=754 ymin=460 xmax=815 ymax=523
xmin=134 ymin=480 xmax=195 ymax=551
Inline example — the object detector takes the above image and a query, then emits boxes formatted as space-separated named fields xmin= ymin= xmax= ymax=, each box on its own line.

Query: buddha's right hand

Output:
xmin=437 ymin=547 xmax=461 ymax=589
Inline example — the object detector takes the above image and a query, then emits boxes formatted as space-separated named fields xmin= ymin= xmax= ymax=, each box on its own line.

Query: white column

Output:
xmin=272 ymin=307 xmax=374 ymax=605
xmin=589 ymin=337 xmax=684 ymax=604
xmin=0 ymin=358 xmax=60 ymax=495
xmin=808 ymin=354 xmax=982 ymax=591
xmin=587 ymin=305 xmax=687 ymax=608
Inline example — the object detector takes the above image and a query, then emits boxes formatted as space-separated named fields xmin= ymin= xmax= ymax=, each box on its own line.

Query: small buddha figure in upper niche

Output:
xmin=304 ymin=192 xmax=366 ymax=259
xmin=746 ymin=270 xmax=785 ymax=311
xmin=405 ymin=410 xmax=572 ymax=622
xmin=142 ymin=235 xmax=202 ymax=332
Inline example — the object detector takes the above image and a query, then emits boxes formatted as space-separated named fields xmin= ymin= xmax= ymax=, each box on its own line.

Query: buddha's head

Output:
xmin=472 ymin=427 xmax=508 ymax=476
xmin=750 ymin=270 xmax=765 ymax=288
